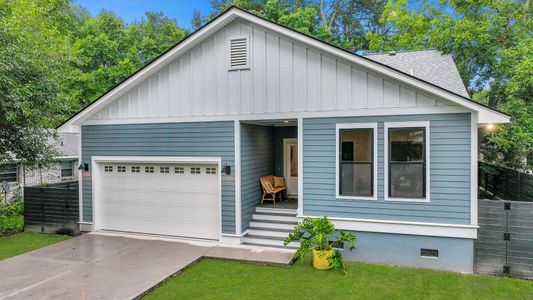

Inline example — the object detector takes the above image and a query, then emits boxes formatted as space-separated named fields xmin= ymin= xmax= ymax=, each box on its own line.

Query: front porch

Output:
xmin=238 ymin=119 xmax=300 ymax=247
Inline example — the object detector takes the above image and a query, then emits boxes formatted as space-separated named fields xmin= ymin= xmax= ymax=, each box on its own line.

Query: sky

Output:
xmin=74 ymin=0 xmax=213 ymax=29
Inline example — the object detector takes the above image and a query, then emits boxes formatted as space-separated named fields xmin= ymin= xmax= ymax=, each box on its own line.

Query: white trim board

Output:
xmin=335 ymin=122 xmax=378 ymax=201
xmin=299 ymin=215 xmax=478 ymax=239
xmin=283 ymin=138 xmax=298 ymax=197
xmin=234 ymin=121 xmax=242 ymax=234
xmin=90 ymin=156 xmax=223 ymax=240
xmin=58 ymin=7 xmax=508 ymax=133
xmin=384 ymin=121 xmax=431 ymax=203
xmin=297 ymin=117 xmax=303 ymax=216
xmin=78 ymin=106 xmax=471 ymax=127
xmin=470 ymin=112 xmax=478 ymax=226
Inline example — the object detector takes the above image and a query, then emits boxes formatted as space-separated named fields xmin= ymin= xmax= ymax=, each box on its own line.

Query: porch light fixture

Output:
xmin=222 ymin=164 xmax=231 ymax=175
xmin=485 ymin=123 xmax=495 ymax=131
xmin=282 ymin=120 xmax=289 ymax=124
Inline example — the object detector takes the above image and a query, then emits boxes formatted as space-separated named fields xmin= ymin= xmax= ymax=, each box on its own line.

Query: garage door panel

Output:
xmin=97 ymin=162 xmax=220 ymax=240
xmin=101 ymin=178 xmax=219 ymax=193
xmin=100 ymin=201 xmax=218 ymax=217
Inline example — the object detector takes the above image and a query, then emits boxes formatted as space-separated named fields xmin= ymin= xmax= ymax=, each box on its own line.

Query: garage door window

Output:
xmin=131 ymin=166 xmax=140 ymax=173
xmin=175 ymin=167 xmax=184 ymax=174
xmin=145 ymin=166 xmax=154 ymax=173
xmin=206 ymin=167 xmax=217 ymax=174
xmin=160 ymin=166 xmax=169 ymax=173
xmin=104 ymin=166 xmax=113 ymax=172
xmin=191 ymin=167 xmax=201 ymax=174
xmin=117 ymin=166 xmax=126 ymax=173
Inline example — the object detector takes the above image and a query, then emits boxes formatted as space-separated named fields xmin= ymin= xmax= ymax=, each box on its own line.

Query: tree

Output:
xmin=0 ymin=0 xmax=76 ymax=164
xmin=366 ymin=0 xmax=532 ymax=169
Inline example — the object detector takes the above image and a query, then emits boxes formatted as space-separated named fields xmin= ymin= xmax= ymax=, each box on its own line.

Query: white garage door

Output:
xmin=97 ymin=162 xmax=219 ymax=240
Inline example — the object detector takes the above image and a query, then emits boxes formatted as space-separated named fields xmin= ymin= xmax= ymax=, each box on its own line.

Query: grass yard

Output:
xmin=144 ymin=259 xmax=533 ymax=300
xmin=0 ymin=232 xmax=70 ymax=260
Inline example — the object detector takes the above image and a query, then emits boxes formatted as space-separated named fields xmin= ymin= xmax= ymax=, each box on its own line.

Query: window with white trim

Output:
xmin=131 ymin=166 xmax=140 ymax=173
xmin=160 ymin=166 xmax=169 ymax=173
xmin=145 ymin=166 xmax=154 ymax=173
xmin=385 ymin=121 xmax=430 ymax=201
xmin=337 ymin=124 xmax=376 ymax=198
xmin=174 ymin=167 xmax=184 ymax=174
xmin=104 ymin=166 xmax=113 ymax=172
xmin=206 ymin=167 xmax=217 ymax=174
xmin=191 ymin=167 xmax=201 ymax=174
xmin=60 ymin=161 xmax=74 ymax=177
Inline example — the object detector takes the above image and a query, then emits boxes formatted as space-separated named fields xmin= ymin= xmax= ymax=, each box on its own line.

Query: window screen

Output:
xmin=388 ymin=127 xmax=426 ymax=198
xmin=339 ymin=128 xmax=373 ymax=197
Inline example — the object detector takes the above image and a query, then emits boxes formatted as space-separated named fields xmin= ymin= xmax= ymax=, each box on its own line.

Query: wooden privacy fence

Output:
xmin=24 ymin=181 xmax=79 ymax=233
xmin=476 ymin=199 xmax=533 ymax=278
xmin=479 ymin=162 xmax=533 ymax=202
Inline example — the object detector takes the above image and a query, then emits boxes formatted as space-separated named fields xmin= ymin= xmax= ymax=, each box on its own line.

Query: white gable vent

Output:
xmin=229 ymin=36 xmax=249 ymax=70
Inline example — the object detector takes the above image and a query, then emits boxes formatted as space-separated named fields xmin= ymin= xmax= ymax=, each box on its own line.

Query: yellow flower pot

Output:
xmin=312 ymin=248 xmax=334 ymax=270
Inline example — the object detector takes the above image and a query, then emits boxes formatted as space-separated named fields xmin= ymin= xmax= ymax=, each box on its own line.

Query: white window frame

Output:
xmin=384 ymin=121 xmax=430 ymax=203
xmin=228 ymin=35 xmax=250 ymax=71
xmin=335 ymin=122 xmax=378 ymax=201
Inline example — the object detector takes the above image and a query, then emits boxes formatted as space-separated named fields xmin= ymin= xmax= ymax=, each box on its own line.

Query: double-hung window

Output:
xmin=336 ymin=123 xmax=377 ymax=200
xmin=385 ymin=121 xmax=430 ymax=202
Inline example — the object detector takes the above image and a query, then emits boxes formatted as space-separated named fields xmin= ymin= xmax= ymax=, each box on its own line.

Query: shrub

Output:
xmin=0 ymin=198 xmax=24 ymax=235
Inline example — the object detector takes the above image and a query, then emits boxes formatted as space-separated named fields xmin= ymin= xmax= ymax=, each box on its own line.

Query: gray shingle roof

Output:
xmin=47 ymin=133 xmax=79 ymax=157
xmin=365 ymin=50 xmax=470 ymax=98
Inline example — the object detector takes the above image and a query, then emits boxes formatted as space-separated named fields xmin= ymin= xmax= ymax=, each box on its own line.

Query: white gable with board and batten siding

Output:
xmin=59 ymin=7 xmax=508 ymax=131
xmin=87 ymin=19 xmax=461 ymax=123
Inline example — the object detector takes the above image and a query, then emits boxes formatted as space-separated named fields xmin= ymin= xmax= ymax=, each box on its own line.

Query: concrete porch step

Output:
xmin=252 ymin=213 xmax=298 ymax=223
xmin=242 ymin=236 xmax=300 ymax=249
xmin=249 ymin=221 xmax=296 ymax=231
xmin=247 ymin=229 xmax=292 ymax=239
xmin=255 ymin=207 xmax=297 ymax=215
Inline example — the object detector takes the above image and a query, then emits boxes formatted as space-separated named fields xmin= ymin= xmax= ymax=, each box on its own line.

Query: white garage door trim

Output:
xmin=91 ymin=156 xmax=222 ymax=240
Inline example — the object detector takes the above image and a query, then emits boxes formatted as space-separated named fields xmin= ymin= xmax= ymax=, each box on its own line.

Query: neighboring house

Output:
xmin=58 ymin=7 xmax=509 ymax=273
xmin=0 ymin=133 xmax=79 ymax=202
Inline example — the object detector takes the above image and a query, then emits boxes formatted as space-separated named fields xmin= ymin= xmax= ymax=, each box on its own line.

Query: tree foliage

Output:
xmin=1 ymin=0 xmax=531 ymax=168
xmin=366 ymin=0 xmax=532 ymax=169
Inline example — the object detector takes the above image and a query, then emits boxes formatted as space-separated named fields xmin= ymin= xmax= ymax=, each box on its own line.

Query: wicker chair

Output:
xmin=260 ymin=176 xmax=287 ymax=204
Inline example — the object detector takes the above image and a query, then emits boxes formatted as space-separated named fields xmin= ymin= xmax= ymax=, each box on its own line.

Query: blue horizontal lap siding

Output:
xmin=240 ymin=124 xmax=274 ymax=232
xmin=81 ymin=122 xmax=236 ymax=234
xmin=303 ymin=113 xmax=472 ymax=225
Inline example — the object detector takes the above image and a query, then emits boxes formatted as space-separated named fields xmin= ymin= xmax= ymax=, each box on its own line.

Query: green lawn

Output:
xmin=0 ymin=232 xmax=70 ymax=260
xmin=145 ymin=259 xmax=533 ymax=300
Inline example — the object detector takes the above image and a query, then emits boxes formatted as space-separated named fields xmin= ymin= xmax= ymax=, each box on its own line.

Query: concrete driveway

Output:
xmin=0 ymin=233 xmax=294 ymax=299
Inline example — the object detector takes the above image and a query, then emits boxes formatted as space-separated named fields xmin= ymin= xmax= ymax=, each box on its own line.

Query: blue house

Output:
xmin=58 ymin=7 xmax=510 ymax=273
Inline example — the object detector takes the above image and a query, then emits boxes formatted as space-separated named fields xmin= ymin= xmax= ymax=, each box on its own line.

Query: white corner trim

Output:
xmin=297 ymin=117 xmax=303 ymax=216
xmin=234 ymin=121 xmax=242 ymax=234
xmin=384 ymin=121 xmax=431 ymax=203
xmin=219 ymin=231 xmax=247 ymax=245
xmin=77 ymin=126 xmax=83 ymax=224
xmin=299 ymin=215 xmax=478 ymax=239
xmin=335 ymin=122 xmax=378 ymax=201
xmin=471 ymin=112 xmax=478 ymax=226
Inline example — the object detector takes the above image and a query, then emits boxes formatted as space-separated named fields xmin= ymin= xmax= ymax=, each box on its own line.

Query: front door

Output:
xmin=284 ymin=138 xmax=298 ymax=197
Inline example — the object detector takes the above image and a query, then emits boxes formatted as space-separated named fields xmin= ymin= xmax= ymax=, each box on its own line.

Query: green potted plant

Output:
xmin=284 ymin=215 xmax=356 ymax=272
